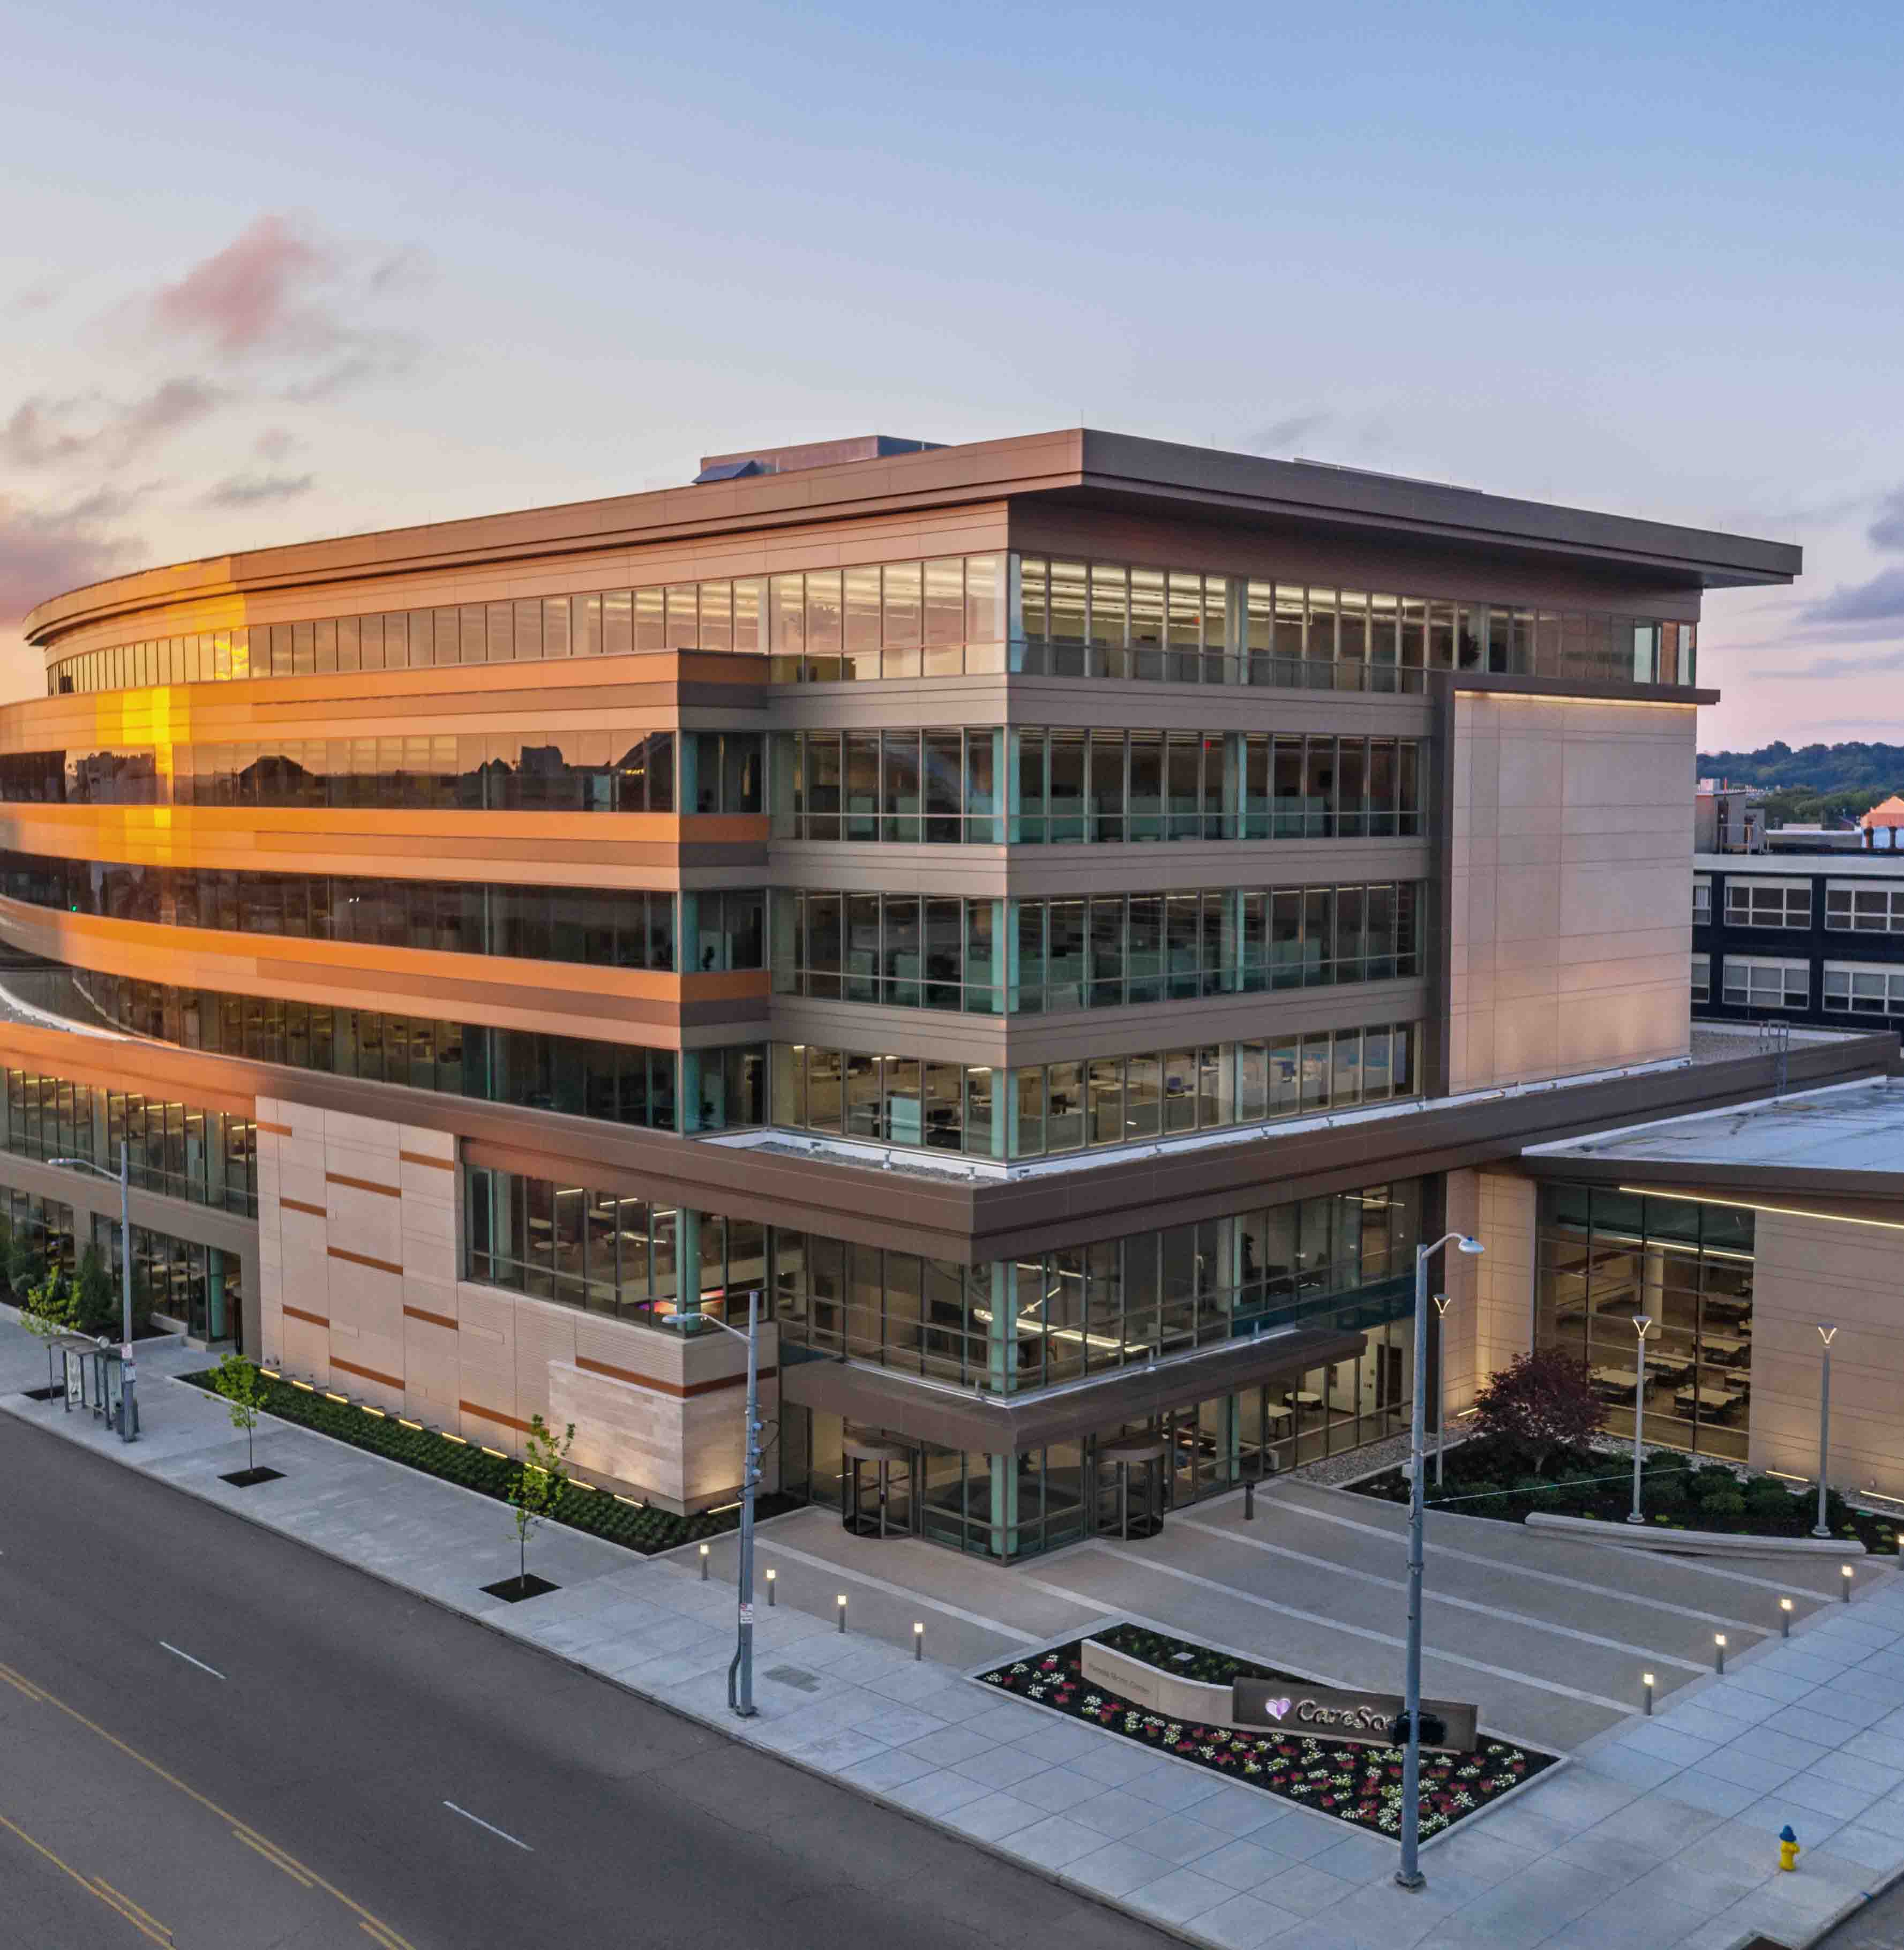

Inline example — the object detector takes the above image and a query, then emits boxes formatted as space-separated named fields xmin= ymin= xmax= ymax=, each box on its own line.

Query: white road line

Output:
xmin=159 ymin=1642 xmax=225 ymax=1681
xmin=1173 ymin=1516 xmax=1708 ymax=1672
xmin=443 ymin=1802 xmax=531 ymax=1851
xmin=755 ymin=1540 xmax=1043 ymax=1644
xmin=1266 ymin=1492 xmax=1785 ymax=1632
xmin=1070 ymin=1543 xmax=1637 ymax=1714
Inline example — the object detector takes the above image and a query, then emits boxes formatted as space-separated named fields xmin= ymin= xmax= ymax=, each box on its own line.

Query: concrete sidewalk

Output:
xmin=5 ymin=1318 xmax=1904 ymax=1950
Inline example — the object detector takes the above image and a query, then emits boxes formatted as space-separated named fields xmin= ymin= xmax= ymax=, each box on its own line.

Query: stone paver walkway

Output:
xmin=5 ymin=1315 xmax=1902 ymax=1949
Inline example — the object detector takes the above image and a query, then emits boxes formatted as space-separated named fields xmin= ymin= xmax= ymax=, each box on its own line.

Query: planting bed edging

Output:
xmin=1526 ymin=1511 xmax=1868 ymax=1556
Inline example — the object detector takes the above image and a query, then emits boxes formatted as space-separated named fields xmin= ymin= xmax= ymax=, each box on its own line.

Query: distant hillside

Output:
xmin=1696 ymin=742 xmax=1904 ymax=827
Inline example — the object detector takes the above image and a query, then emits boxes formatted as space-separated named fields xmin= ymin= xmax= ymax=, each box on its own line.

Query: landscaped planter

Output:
xmin=976 ymin=1623 xmax=1555 ymax=1842
xmin=1353 ymin=1434 xmax=1898 ymax=1556
xmin=177 ymin=1367 xmax=794 ymax=1556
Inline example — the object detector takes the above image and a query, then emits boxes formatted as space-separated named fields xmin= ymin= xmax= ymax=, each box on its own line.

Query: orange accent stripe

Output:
xmin=402 ymin=1304 xmax=458 ymax=1332
xmin=281 ymin=1197 xmax=326 ymax=1218
xmin=575 ymin=1353 xmax=777 ymax=1398
xmin=325 ymin=1171 xmax=399 ymax=1198
xmin=459 ymin=1399 xmax=533 ymax=1435
xmin=331 ymin=1355 xmax=404 ymax=1392
xmin=282 ymin=1304 xmax=328 ymax=1328
xmin=399 ymin=1150 xmax=455 ymax=1172
xmin=327 ymin=1245 xmax=402 ymax=1277
xmin=258 ymin=1120 xmax=293 ymax=1136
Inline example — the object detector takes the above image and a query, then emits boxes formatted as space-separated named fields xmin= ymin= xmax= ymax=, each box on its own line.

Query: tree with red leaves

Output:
xmin=1470 ymin=1348 xmax=1602 ymax=1476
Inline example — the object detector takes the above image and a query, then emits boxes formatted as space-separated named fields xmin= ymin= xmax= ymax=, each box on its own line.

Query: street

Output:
xmin=0 ymin=1412 xmax=1171 ymax=1950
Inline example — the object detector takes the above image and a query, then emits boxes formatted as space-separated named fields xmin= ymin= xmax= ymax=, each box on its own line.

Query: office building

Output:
xmin=5 ymin=428 xmax=1895 ymax=1551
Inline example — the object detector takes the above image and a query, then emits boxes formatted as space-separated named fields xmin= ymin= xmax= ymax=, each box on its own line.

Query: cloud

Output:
xmin=253 ymin=426 xmax=297 ymax=461
xmin=0 ymin=488 xmax=145 ymax=628
xmin=5 ymin=283 xmax=62 ymax=319
xmin=146 ymin=214 xmax=333 ymax=360
xmin=1870 ymin=488 xmax=1904 ymax=553
xmin=1773 ymin=644 xmax=1904 ymax=682
xmin=1242 ymin=411 xmax=1332 ymax=455
xmin=136 ymin=214 xmax=426 ymax=401
xmin=1800 ymin=567 xmax=1904 ymax=628
xmin=1 ymin=378 xmax=222 ymax=472
xmin=201 ymin=471 xmax=316 ymax=508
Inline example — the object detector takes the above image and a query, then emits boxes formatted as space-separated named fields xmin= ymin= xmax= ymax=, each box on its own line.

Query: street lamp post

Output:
xmin=1432 ymin=1294 xmax=1452 ymax=1489
xmin=1397 ymin=1230 xmax=1485 ymax=1894
xmin=1628 ymin=1315 xmax=1653 ymax=1524
xmin=1813 ymin=1325 xmax=1838 ymax=1539
xmin=48 ymin=1141 xmax=136 ymax=1444
xmin=695 ymin=1290 xmax=764 ymax=1718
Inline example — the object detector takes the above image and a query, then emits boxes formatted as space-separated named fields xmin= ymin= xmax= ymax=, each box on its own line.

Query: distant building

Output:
xmin=1862 ymin=794 xmax=1904 ymax=850
xmin=1695 ymin=782 xmax=1763 ymax=852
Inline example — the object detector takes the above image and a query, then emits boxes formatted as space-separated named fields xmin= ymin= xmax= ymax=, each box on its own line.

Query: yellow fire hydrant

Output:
xmin=1778 ymin=1824 xmax=1800 ymax=1872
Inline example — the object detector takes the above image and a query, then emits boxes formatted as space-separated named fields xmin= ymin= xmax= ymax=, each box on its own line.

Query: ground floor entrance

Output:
xmin=779 ymin=1303 xmax=1420 ymax=1560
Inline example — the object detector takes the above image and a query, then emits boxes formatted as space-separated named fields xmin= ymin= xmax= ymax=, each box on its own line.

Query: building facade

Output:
xmin=1694 ymin=853 xmax=1904 ymax=1031
xmin=8 ymin=426 xmax=1894 ymax=1555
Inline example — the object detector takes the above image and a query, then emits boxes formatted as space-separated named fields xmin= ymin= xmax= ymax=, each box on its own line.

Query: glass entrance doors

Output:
xmin=1096 ymin=1435 xmax=1165 ymax=1538
xmin=842 ymin=1436 xmax=917 ymax=1538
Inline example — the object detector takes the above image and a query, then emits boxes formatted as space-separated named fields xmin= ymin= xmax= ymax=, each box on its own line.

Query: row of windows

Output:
xmin=768 ymin=1023 xmax=1417 ymax=1158
xmin=1696 ymin=875 xmax=1904 ymax=934
xmin=66 ymin=970 xmax=768 ymax=1132
xmin=769 ymin=883 xmax=1421 ymax=1014
xmin=1719 ymin=956 xmax=1809 ymax=1010
xmin=46 ymin=555 xmax=1007 ymax=695
xmin=0 ymin=732 xmax=762 ymax=815
xmin=1018 ymin=558 xmax=1695 ymax=691
xmin=0 ymin=1070 xmax=258 ymax=1216
xmin=462 ymin=1162 xmax=1419 ymax=1396
xmin=770 ymin=728 xmax=1425 ymax=844
xmin=1824 ymin=963 xmax=1904 ymax=1015
xmin=0 ymin=852 xmax=766 ymax=974
xmin=1695 ymin=952 xmax=1904 ymax=1015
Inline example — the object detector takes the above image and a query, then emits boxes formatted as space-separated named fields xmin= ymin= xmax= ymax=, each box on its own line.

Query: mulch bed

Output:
xmin=977 ymin=1622 xmax=1555 ymax=1842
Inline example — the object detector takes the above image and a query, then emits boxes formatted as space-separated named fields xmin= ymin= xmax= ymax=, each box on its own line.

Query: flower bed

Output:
xmin=976 ymin=1623 xmax=1554 ymax=1841
xmin=1351 ymin=1435 xmax=1899 ymax=1555
xmin=178 ymin=1367 xmax=796 ymax=1555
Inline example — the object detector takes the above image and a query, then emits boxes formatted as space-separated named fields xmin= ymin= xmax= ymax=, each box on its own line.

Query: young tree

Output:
xmin=1471 ymin=1347 xmax=1602 ymax=1476
xmin=73 ymin=1243 xmax=116 ymax=1338
xmin=19 ymin=1265 xmax=79 ymax=1394
xmin=506 ymin=1413 xmax=575 ymax=1591
xmin=7 ymin=1224 xmax=44 ymax=1299
xmin=211 ymin=1352 xmax=271 ymax=1477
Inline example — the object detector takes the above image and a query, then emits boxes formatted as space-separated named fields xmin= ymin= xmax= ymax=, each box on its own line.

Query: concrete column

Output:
xmin=990 ymin=726 xmax=1009 ymax=844
xmin=995 ymin=896 xmax=1014 ymax=1015
xmin=1224 ymin=731 xmax=1243 ymax=839
xmin=679 ymin=1049 xmax=703 ymax=1134
xmin=988 ymin=1453 xmax=1020 ymax=1559
xmin=676 ymin=730 xmax=700 ymax=816
xmin=675 ymin=1206 xmax=702 ymax=1325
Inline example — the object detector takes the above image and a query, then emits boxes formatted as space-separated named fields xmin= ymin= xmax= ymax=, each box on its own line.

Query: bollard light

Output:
xmin=766 ymin=1566 xmax=777 ymax=1607
xmin=1243 ymin=1478 xmax=1256 ymax=1522
xmin=1780 ymin=1596 xmax=1793 ymax=1638
xmin=1642 ymin=1672 xmax=1655 ymax=1716
xmin=699 ymin=1541 xmax=710 ymax=1581
xmin=913 ymin=1621 xmax=925 ymax=1662
xmin=837 ymin=1593 xmax=848 ymax=1633
xmin=1843 ymin=1565 xmax=1855 ymax=1603
xmin=1714 ymin=1634 xmax=1726 ymax=1675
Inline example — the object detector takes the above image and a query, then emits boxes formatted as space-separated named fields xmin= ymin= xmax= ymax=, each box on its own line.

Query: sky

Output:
xmin=4 ymin=0 xmax=1903 ymax=753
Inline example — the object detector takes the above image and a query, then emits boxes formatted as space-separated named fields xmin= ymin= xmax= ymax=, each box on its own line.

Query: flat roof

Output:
xmin=1696 ymin=852 xmax=1904 ymax=876
xmin=1525 ymin=1075 xmax=1904 ymax=1180
xmin=25 ymin=426 xmax=1801 ymax=642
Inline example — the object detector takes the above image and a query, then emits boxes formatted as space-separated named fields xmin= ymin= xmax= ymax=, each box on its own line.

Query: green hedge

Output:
xmin=1354 ymin=1435 xmax=1899 ymax=1554
xmin=179 ymin=1368 xmax=793 ymax=1555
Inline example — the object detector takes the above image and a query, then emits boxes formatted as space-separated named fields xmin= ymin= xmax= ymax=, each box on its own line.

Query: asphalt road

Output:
xmin=0 ymin=1413 xmax=1171 ymax=1950
xmin=1815 ymin=1873 xmax=1904 ymax=1949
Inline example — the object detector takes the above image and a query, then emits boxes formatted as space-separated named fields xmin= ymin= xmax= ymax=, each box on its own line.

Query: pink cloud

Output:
xmin=147 ymin=214 xmax=335 ymax=361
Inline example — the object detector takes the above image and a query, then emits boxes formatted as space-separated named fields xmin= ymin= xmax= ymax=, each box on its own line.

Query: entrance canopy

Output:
xmin=781 ymin=1322 xmax=1368 ymax=1454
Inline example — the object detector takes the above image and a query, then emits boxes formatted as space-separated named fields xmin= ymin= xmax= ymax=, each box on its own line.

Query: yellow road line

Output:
xmin=0 ymin=1660 xmax=48 ymax=1702
xmin=233 ymin=1826 xmax=314 ymax=1887
xmin=92 ymin=1877 xmax=174 ymax=1940
xmin=0 ymin=1813 xmax=170 ymax=1946
xmin=0 ymin=1656 xmax=416 ymax=1949
xmin=361 ymin=1920 xmax=409 ymax=1950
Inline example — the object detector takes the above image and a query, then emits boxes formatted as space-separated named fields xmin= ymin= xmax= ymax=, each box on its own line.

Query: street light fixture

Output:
xmin=1813 ymin=1326 xmax=1838 ymax=1539
xmin=1628 ymin=1315 xmax=1654 ymax=1524
xmin=47 ymin=1142 xmax=136 ymax=1444
xmin=1397 ymin=1231 xmax=1483 ymax=1894
xmin=1431 ymin=1294 xmax=1453 ymax=1488
xmin=688 ymin=1289 xmax=764 ymax=1718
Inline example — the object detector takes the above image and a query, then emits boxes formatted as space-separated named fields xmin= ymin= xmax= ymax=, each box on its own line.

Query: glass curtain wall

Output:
xmin=1535 ymin=1183 xmax=1755 ymax=1462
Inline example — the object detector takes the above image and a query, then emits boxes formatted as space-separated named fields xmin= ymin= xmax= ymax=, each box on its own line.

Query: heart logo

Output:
xmin=1264 ymin=1697 xmax=1292 ymax=1721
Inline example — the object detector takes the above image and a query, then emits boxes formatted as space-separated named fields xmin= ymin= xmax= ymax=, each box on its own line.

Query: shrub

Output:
xmin=1701 ymin=1488 xmax=1746 ymax=1519
xmin=6 ymin=1227 xmax=43 ymax=1298
xmin=1471 ymin=1349 xmax=1603 ymax=1475
xmin=1746 ymin=1476 xmax=1798 ymax=1520
xmin=73 ymin=1244 xmax=116 ymax=1337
